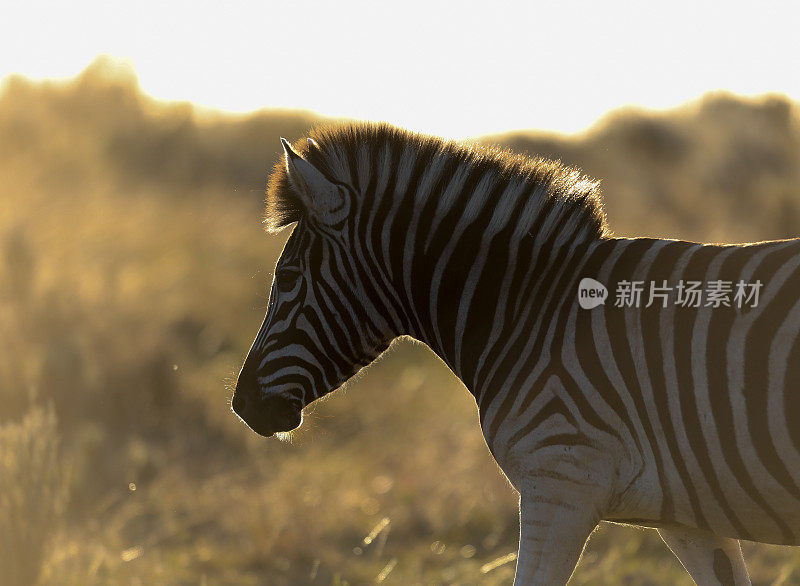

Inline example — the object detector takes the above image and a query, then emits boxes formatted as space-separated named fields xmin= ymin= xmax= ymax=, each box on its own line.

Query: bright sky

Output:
xmin=2 ymin=0 xmax=799 ymax=138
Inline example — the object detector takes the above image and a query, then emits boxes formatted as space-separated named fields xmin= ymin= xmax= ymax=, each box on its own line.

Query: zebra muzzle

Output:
xmin=231 ymin=392 xmax=302 ymax=437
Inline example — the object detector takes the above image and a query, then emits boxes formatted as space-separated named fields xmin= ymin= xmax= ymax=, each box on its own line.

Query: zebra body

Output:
xmin=491 ymin=237 xmax=800 ymax=542
xmin=233 ymin=123 xmax=800 ymax=585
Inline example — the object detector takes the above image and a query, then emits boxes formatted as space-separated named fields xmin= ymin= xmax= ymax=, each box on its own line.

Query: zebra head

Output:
xmin=232 ymin=137 xmax=394 ymax=437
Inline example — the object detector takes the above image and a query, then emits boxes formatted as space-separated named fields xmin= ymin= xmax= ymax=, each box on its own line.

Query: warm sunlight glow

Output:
xmin=4 ymin=3 xmax=800 ymax=584
xmin=4 ymin=1 xmax=800 ymax=137
xmin=2 ymin=1 xmax=799 ymax=136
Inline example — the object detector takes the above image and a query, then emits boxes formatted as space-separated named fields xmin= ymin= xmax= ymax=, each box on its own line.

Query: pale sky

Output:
xmin=2 ymin=0 xmax=799 ymax=138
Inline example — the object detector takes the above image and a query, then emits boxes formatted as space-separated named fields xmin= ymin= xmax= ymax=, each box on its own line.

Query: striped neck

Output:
xmin=315 ymin=130 xmax=609 ymax=396
xmin=380 ymin=183 xmax=605 ymax=392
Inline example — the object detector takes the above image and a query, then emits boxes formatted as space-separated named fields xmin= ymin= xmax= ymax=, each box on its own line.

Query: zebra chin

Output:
xmin=230 ymin=393 xmax=303 ymax=438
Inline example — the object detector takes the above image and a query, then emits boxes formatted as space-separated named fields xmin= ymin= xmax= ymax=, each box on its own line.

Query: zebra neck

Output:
xmin=391 ymin=213 xmax=603 ymax=397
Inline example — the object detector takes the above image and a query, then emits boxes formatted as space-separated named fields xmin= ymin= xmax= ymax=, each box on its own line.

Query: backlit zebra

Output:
xmin=232 ymin=122 xmax=800 ymax=585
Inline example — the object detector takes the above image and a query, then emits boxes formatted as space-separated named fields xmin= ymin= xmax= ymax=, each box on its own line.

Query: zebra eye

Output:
xmin=275 ymin=269 xmax=302 ymax=293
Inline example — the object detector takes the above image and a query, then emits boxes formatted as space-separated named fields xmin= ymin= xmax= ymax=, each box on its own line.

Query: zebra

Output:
xmin=232 ymin=122 xmax=800 ymax=585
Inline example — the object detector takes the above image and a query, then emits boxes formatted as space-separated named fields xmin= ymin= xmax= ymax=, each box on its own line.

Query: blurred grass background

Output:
xmin=1 ymin=57 xmax=800 ymax=585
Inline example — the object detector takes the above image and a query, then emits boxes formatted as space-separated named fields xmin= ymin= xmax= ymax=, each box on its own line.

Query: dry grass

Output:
xmin=0 ymin=407 xmax=68 ymax=586
xmin=1 ymin=58 xmax=800 ymax=584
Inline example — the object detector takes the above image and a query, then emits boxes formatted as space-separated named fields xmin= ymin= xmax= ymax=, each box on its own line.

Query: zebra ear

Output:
xmin=280 ymin=138 xmax=345 ymax=222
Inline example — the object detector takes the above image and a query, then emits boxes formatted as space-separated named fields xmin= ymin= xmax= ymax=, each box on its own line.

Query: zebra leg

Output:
xmin=658 ymin=526 xmax=751 ymax=586
xmin=513 ymin=494 xmax=599 ymax=586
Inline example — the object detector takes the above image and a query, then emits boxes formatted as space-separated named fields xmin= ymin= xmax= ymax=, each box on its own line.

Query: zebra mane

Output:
xmin=265 ymin=122 xmax=609 ymax=241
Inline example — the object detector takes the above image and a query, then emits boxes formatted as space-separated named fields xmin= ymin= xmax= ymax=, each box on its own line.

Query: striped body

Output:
xmin=233 ymin=123 xmax=800 ymax=584
xmin=486 ymin=237 xmax=800 ymax=546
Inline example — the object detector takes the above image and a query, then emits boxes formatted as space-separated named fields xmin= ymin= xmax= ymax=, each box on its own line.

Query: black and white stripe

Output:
xmin=233 ymin=122 xmax=800 ymax=585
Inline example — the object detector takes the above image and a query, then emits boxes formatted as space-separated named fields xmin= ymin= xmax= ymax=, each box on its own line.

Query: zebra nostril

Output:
xmin=232 ymin=395 xmax=247 ymax=415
